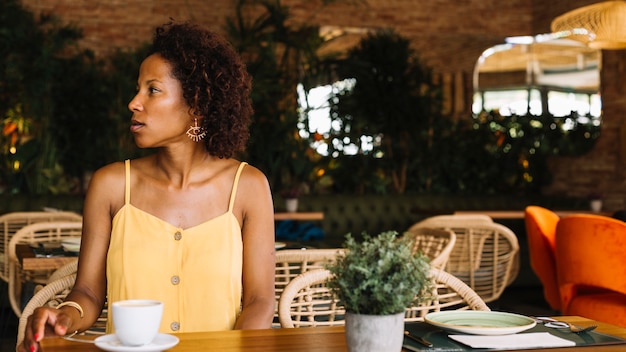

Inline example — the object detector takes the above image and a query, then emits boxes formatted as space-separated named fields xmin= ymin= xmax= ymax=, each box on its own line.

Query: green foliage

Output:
xmin=225 ymin=0 xmax=330 ymax=193
xmin=0 ymin=1 xmax=72 ymax=193
xmin=320 ymin=29 xmax=600 ymax=195
xmin=326 ymin=231 xmax=432 ymax=315
xmin=407 ymin=118 xmax=504 ymax=194
xmin=471 ymin=110 xmax=599 ymax=192
xmin=323 ymin=29 xmax=444 ymax=194
xmin=0 ymin=0 xmax=602 ymax=197
xmin=0 ymin=0 xmax=149 ymax=194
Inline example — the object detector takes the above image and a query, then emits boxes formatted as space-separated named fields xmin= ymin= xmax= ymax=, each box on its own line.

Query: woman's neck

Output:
xmin=152 ymin=147 xmax=218 ymax=189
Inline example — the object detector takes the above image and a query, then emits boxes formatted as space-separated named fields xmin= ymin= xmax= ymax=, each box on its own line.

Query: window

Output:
xmin=298 ymin=79 xmax=374 ymax=157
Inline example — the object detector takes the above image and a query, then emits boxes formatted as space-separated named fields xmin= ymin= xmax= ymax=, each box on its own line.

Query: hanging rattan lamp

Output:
xmin=551 ymin=0 xmax=626 ymax=50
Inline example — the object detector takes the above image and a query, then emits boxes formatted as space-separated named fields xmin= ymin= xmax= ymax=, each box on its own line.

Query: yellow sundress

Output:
xmin=106 ymin=160 xmax=244 ymax=333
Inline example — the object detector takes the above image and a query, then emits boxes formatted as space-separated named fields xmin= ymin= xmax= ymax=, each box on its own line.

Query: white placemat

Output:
xmin=449 ymin=332 xmax=576 ymax=349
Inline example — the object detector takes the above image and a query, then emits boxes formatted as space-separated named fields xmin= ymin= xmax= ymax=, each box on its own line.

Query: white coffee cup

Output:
xmin=111 ymin=299 xmax=163 ymax=346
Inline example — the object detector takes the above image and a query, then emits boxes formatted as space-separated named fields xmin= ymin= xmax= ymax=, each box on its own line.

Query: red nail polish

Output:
xmin=34 ymin=333 xmax=39 ymax=341
xmin=30 ymin=345 xmax=35 ymax=352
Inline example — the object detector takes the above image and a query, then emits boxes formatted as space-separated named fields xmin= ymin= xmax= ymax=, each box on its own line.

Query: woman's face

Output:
xmin=128 ymin=54 xmax=193 ymax=148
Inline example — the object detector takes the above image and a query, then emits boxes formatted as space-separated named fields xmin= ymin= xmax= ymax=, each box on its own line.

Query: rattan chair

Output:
xmin=273 ymin=248 xmax=345 ymax=327
xmin=278 ymin=268 xmax=344 ymax=328
xmin=0 ymin=211 xmax=82 ymax=283
xmin=46 ymin=260 xmax=79 ymax=284
xmin=403 ymin=227 xmax=456 ymax=270
xmin=277 ymin=268 xmax=490 ymax=328
xmin=409 ymin=215 xmax=519 ymax=303
xmin=7 ymin=221 xmax=83 ymax=316
xmin=404 ymin=267 xmax=490 ymax=322
xmin=15 ymin=273 xmax=77 ymax=351
xmin=34 ymin=260 xmax=79 ymax=295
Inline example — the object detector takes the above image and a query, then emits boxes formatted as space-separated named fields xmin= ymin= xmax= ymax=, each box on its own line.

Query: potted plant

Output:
xmin=279 ymin=182 xmax=307 ymax=212
xmin=589 ymin=192 xmax=603 ymax=212
xmin=326 ymin=231 xmax=432 ymax=352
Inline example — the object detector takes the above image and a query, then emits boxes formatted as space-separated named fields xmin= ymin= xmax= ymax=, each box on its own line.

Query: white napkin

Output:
xmin=449 ymin=332 xmax=576 ymax=349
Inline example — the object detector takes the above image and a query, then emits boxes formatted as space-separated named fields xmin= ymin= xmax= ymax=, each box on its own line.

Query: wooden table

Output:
xmin=274 ymin=212 xmax=324 ymax=221
xmin=15 ymin=244 xmax=78 ymax=271
xmin=39 ymin=316 xmax=626 ymax=352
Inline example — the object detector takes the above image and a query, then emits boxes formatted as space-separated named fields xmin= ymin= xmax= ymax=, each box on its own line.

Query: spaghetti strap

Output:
xmin=228 ymin=162 xmax=247 ymax=212
xmin=124 ymin=159 xmax=131 ymax=205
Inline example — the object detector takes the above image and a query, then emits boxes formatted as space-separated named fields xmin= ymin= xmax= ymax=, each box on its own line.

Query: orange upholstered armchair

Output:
xmin=555 ymin=214 xmax=626 ymax=327
xmin=524 ymin=206 xmax=561 ymax=311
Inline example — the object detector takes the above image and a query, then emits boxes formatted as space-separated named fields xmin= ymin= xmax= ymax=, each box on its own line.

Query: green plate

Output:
xmin=425 ymin=311 xmax=536 ymax=335
xmin=61 ymin=238 xmax=81 ymax=252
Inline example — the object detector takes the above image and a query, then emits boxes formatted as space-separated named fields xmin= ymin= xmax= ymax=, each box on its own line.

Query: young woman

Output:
xmin=19 ymin=21 xmax=275 ymax=352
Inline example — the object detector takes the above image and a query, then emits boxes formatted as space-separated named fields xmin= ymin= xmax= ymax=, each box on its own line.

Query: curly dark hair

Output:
xmin=148 ymin=21 xmax=252 ymax=158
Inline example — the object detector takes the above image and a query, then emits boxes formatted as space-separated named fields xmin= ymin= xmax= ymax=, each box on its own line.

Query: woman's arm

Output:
xmin=64 ymin=162 xmax=123 ymax=328
xmin=20 ymin=162 xmax=124 ymax=351
xmin=233 ymin=165 xmax=276 ymax=329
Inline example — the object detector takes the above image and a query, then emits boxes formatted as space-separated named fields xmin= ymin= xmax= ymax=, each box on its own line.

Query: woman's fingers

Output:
xmin=52 ymin=313 xmax=72 ymax=336
xmin=21 ymin=307 xmax=73 ymax=352
xmin=22 ymin=313 xmax=39 ymax=352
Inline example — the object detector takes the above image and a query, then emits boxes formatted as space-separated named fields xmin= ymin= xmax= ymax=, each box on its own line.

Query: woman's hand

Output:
xmin=18 ymin=306 xmax=73 ymax=352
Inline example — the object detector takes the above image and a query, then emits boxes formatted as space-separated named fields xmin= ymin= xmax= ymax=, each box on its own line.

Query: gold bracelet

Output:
xmin=56 ymin=301 xmax=84 ymax=318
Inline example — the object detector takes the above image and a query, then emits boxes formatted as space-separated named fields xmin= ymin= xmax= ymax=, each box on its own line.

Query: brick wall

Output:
xmin=19 ymin=0 xmax=626 ymax=211
xmin=20 ymin=0 xmax=237 ymax=56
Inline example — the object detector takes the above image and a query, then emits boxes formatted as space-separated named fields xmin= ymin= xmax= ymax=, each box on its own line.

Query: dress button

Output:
xmin=170 ymin=321 xmax=180 ymax=331
xmin=171 ymin=275 xmax=180 ymax=285
xmin=174 ymin=231 xmax=182 ymax=241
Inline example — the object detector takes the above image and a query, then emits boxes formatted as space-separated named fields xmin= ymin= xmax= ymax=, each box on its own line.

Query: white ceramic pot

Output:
xmin=345 ymin=312 xmax=404 ymax=352
xmin=590 ymin=199 xmax=602 ymax=212
xmin=285 ymin=198 xmax=299 ymax=213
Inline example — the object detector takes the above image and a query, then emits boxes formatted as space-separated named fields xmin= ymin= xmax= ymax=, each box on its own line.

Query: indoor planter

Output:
xmin=589 ymin=192 xmax=603 ymax=212
xmin=280 ymin=183 xmax=306 ymax=213
xmin=284 ymin=198 xmax=299 ymax=213
xmin=326 ymin=231 xmax=431 ymax=352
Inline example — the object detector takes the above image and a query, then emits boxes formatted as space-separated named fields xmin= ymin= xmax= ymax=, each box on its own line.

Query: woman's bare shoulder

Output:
xmin=91 ymin=161 xmax=126 ymax=185
xmin=236 ymin=162 xmax=273 ymax=212
xmin=92 ymin=157 xmax=155 ymax=182
xmin=83 ymin=161 xmax=128 ymax=217
xmin=239 ymin=162 xmax=270 ymax=188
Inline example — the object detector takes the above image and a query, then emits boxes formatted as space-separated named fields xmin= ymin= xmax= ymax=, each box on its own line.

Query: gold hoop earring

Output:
xmin=186 ymin=118 xmax=207 ymax=142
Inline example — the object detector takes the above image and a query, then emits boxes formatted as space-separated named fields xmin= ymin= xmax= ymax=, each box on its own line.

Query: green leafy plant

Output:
xmin=0 ymin=0 xmax=151 ymax=194
xmin=226 ymin=0 xmax=344 ymax=194
xmin=326 ymin=231 xmax=432 ymax=315
xmin=324 ymin=29 xmax=443 ymax=195
xmin=279 ymin=181 xmax=307 ymax=199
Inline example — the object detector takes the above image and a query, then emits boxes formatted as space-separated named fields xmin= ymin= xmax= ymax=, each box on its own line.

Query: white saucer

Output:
xmin=94 ymin=333 xmax=179 ymax=352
